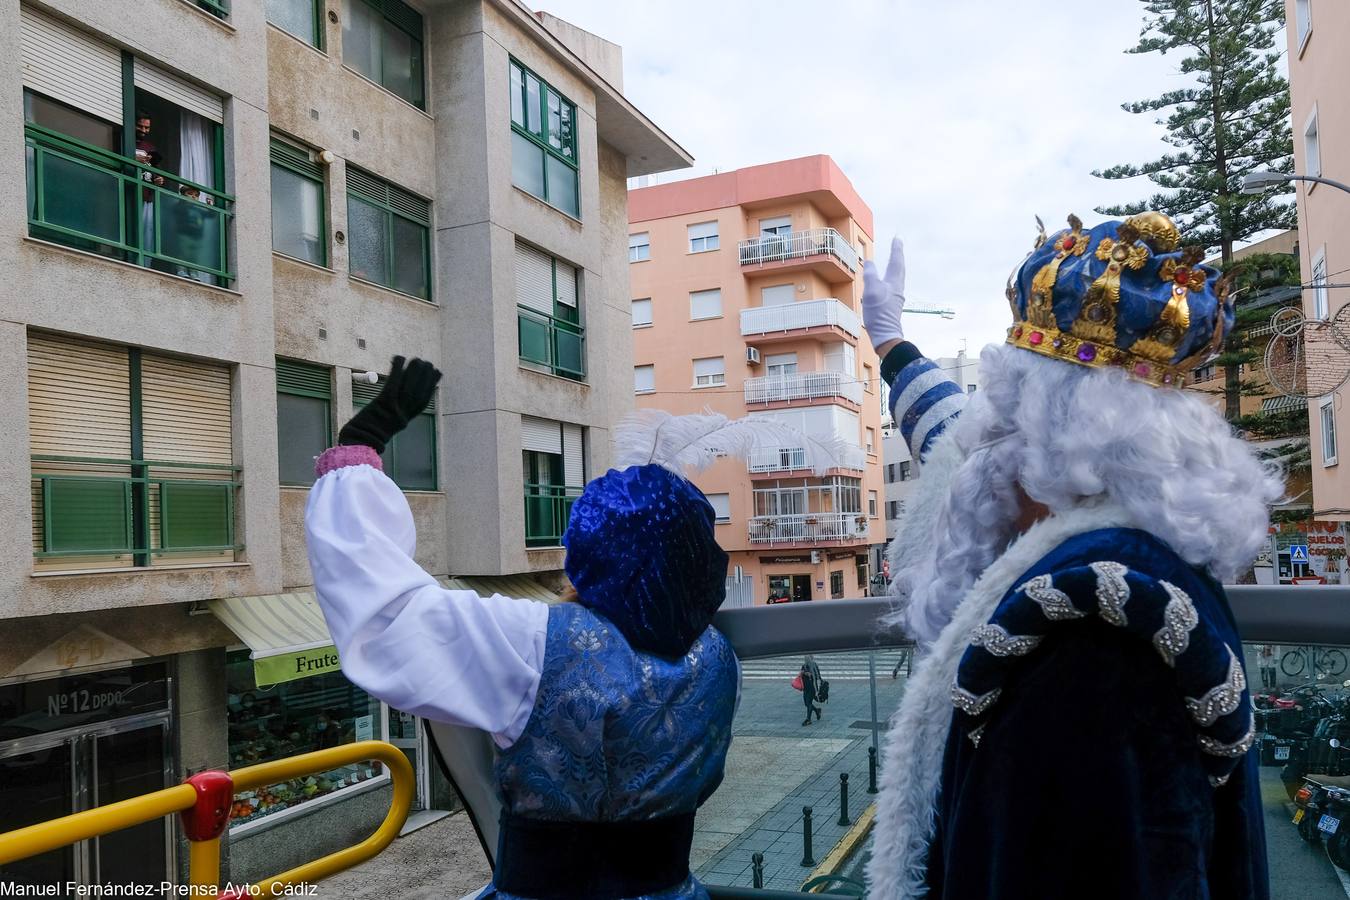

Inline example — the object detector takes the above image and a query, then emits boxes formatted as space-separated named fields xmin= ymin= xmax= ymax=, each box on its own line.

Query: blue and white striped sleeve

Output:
xmin=881 ymin=342 xmax=966 ymax=461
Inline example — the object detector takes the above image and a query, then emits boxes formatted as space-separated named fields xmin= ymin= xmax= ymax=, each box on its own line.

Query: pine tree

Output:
xmin=1093 ymin=0 xmax=1295 ymax=420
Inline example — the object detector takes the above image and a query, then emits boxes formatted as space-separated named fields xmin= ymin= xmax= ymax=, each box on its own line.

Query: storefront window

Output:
xmin=225 ymin=650 xmax=384 ymax=828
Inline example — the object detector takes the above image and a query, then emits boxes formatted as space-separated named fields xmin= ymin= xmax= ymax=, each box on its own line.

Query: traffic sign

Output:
xmin=1290 ymin=544 xmax=1310 ymax=564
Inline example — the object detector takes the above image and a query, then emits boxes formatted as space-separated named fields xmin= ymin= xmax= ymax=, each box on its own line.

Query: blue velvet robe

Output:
xmin=925 ymin=528 xmax=1268 ymax=899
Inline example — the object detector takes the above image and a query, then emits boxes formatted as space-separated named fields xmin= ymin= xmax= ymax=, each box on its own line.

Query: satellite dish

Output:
xmin=1263 ymin=306 xmax=1350 ymax=399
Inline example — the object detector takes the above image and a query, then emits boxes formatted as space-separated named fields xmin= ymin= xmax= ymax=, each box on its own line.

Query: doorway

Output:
xmin=0 ymin=715 xmax=172 ymax=886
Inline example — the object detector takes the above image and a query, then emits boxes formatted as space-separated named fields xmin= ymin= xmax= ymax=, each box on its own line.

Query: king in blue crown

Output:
xmin=862 ymin=213 xmax=1277 ymax=899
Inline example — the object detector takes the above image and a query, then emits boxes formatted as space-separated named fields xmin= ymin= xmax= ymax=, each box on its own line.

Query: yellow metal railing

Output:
xmin=0 ymin=741 xmax=414 ymax=893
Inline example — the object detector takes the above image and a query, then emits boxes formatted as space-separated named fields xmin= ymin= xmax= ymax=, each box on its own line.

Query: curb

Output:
xmin=801 ymin=802 xmax=875 ymax=892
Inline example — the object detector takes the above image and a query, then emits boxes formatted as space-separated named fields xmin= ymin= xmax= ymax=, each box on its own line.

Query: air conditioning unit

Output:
xmin=746 ymin=346 xmax=762 ymax=365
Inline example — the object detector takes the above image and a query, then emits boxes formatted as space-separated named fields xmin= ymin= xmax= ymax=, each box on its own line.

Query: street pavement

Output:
xmin=1259 ymin=767 xmax=1350 ymax=898
xmin=692 ymin=649 xmax=909 ymax=891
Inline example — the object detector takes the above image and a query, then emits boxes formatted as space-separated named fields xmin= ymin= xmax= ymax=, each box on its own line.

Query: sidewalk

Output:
xmin=310 ymin=811 xmax=491 ymax=900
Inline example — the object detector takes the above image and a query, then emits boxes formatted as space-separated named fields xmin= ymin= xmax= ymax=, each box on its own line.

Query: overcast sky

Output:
xmin=538 ymin=0 xmax=1251 ymax=355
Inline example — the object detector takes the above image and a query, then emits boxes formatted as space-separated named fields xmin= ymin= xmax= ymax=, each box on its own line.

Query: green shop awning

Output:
xmin=442 ymin=574 xmax=561 ymax=604
xmin=209 ymin=592 xmax=341 ymax=687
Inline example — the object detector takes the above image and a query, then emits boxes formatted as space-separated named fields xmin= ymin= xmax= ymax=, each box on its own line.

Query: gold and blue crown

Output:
xmin=1005 ymin=212 xmax=1235 ymax=386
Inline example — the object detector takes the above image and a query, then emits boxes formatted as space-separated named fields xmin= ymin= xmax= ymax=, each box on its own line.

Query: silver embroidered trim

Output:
xmin=1209 ymin=773 xmax=1231 ymax=788
xmin=1022 ymin=574 xmax=1085 ymax=621
xmin=1184 ymin=648 xmax=1246 ymax=727
xmin=970 ymin=624 xmax=1043 ymax=657
xmin=1198 ymin=723 xmax=1256 ymax=758
xmin=951 ymin=683 xmax=1002 ymax=716
xmin=1152 ymin=581 xmax=1199 ymax=666
xmin=1091 ymin=561 xmax=1131 ymax=626
xmin=968 ymin=724 xmax=986 ymax=747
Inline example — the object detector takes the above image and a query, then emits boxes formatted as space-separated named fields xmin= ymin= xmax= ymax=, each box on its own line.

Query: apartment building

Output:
xmin=629 ymin=157 xmax=884 ymax=606
xmin=0 ymin=0 xmax=686 ymax=885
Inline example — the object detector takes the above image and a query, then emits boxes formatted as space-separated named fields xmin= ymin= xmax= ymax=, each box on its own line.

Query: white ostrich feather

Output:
xmin=613 ymin=408 xmax=844 ymax=477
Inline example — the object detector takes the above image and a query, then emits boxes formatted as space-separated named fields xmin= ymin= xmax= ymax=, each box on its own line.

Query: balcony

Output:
xmin=740 ymin=299 xmax=861 ymax=346
xmin=24 ymin=124 xmax=235 ymax=285
xmin=747 ymin=512 xmax=870 ymax=545
xmin=31 ymin=455 xmax=241 ymax=567
xmin=738 ymin=228 xmax=858 ymax=283
xmin=748 ymin=444 xmax=866 ymax=476
xmin=524 ymin=482 xmax=583 ymax=548
xmin=518 ymin=307 xmax=586 ymax=381
xmin=744 ymin=371 xmax=862 ymax=408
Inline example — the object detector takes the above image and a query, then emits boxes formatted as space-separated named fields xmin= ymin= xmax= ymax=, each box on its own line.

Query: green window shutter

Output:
xmin=362 ymin=0 xmax=423 ymax=36
xmin=353 ymin=377 xmax=436 ymax=490
xmin=352 ymin=379 xmax=381 ymax=407
xmin=270 ymin=137 xmax=324 ymax=180
xmin=276 ymin=358 xmax=331 ymax=399
xmin=349 ymin=167 xmax=431 ymax=227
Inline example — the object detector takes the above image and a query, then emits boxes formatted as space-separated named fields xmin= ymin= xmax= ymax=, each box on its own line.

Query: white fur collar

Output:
xmin=866 ymin=500 xmax=1134 ymax=898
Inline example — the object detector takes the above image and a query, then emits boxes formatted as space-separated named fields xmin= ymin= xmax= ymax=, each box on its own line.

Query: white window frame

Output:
xmin=690 ymin=288 xmax=723 ymax=321
xmin=693 ymin=356 xmax=726 ymax=388
xmin=629 ymin=232 xmax=650 ymax=263
xmin=634 ymin=364 xmax=654 ymax=394
xmin=1313 ymin=246 xmax=1329 ymax=320
xmin=688 ymin=221 xmax=719 ymax=253
xmin=865 ymin=427 xmax=876 ymax=455
xmin=707 ymin=492 xmax=731 ymax=522
xmin=1305 ymin=106 xmax=1322 ymax=179
xmin=862 ymin=363 xmax=874 ymax=394
xmin=760 ymin=216 xmax=792 ymax=237
xmin=1321 ymin=397 xmax=1338 ymax=466
xmin=1296 ymin=0 xmax=1313 ymax=53
xmin=632 ymin=297 xmax=653 ymax=328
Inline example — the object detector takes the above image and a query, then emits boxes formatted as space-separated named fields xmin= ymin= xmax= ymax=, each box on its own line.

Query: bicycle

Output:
xmin=1281 ymin=646 xmax=1350 ymax=680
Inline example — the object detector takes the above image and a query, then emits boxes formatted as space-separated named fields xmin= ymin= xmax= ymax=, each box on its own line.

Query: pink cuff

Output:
xmin=315 ymin=445 xmax=384 ymax=478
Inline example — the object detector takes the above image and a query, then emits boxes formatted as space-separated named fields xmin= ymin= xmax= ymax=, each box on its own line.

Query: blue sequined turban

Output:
xmin=563 ymin=464 xmax=729 ymax=659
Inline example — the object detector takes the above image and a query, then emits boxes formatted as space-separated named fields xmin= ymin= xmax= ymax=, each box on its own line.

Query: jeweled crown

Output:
xmin=1005 ymin=212 xmax=1235 ymax=386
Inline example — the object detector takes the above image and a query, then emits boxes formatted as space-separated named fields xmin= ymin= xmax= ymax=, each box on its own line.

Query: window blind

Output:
xmin=20 ymin=7 xmax=122 ymax=124
xmin=515 ymin=242 xmax=555 ymax=315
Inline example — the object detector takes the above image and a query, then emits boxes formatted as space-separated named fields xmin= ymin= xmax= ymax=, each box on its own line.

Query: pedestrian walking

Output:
xmin=1258 ymin=644 xmax=1278 ymax=690
xmin=799 ymin=662 xmax=822 ymax=726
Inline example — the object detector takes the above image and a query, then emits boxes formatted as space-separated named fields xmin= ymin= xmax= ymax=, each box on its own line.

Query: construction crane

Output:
xmin=903 ymin=302 xmax=956 ymax=319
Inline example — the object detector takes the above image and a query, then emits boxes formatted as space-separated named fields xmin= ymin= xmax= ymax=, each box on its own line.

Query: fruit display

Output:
xmin=225 ymin=766 xmax=382 ymax=825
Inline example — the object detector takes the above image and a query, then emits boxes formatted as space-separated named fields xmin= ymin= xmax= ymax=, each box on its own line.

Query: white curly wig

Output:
xmin=892 ymin=342 xmax=1285 ymax=645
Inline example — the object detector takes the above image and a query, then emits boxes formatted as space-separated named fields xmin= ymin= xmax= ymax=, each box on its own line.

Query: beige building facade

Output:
xmin=0 ymin=0 xmax=685 ymax=885
xmin=1286 ymin=0 xmax=1350 ymax=521
xmin=629 ymin=157 xmax=884 ymax=606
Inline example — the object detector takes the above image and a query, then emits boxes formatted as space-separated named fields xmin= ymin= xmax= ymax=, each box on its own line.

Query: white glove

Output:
xmin=862 ymin=237 xmax=906 ymax=351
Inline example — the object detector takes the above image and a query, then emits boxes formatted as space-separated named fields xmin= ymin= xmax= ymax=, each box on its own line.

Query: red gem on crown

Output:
xmin=1028 ymin=331 xmax=1044 ymax=346
xmin=1062 ymin=236 xmax=1076 ymax=251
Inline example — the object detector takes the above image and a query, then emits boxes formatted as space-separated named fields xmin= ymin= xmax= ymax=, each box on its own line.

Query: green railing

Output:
xmin=194 ymin=0 xmax=229 ymax=17
xmin=24 ymin=123 xmax=235 ymax=284
xmin=523 ymin=482 xmax=582 ymax=547
xmin=31 ymin=456 xmax=242 ymax=560
xmin=517 ymin=307 xmax=585 ymax=381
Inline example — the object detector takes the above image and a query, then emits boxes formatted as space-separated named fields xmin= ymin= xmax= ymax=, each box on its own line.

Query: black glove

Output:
xmin=338 ymin=356 xmax=442 ymax=454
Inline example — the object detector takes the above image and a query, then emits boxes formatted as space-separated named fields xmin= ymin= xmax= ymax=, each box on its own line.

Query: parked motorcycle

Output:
xmin=1294 ymin=778 xmax=1350 ymax=870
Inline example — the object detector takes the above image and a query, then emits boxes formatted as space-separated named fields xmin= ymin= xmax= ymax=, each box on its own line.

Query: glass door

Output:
xmin=389 ymin=710 xmax=428 ymax=812
xmin=90 ymin=719 xmax=171 ymax=885
xmin=0 ymin=737 xmax=77 ymax=886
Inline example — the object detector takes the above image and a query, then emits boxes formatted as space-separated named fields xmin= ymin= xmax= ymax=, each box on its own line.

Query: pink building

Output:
xmin=1287 ymin=0 xmax=1350 ymax=520
xmin=628 ymin=156 xmax=885 ymax=605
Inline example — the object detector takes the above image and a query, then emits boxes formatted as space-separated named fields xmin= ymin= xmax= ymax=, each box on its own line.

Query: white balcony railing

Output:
xmin=738 ymin=227 xmax=859 ymax=272
xmin=747 ymin=443 xmax=866 ymax=474
xmin=740 ymin=299 xmax=861 ymax=340
xmin=743 ymin=371 xmax=864 ymax=406
xmin=747 ymin=512 xmax=870 ymax=544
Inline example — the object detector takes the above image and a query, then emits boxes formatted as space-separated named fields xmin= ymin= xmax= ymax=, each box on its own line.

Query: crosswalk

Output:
xmin=737 ymin=649 xmax=911 ymax=682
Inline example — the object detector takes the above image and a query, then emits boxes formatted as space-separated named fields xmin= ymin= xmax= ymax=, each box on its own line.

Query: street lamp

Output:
xmin=1241 ymin=170 xmax=1350 ymax=196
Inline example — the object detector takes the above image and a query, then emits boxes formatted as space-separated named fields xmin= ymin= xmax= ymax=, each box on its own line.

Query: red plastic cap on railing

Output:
xmin=180 ymin=770 xmax=234 ymax=842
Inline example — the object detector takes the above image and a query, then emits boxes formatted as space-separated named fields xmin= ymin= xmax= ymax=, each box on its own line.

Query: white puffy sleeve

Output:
xmin=304 ymin=454 xmax=548 ymax=749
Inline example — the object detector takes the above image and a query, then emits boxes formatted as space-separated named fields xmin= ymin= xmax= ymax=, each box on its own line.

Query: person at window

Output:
xmin=135 ymin=112 xmax=166 ymax=258
xmin=314 ymin=709 xmax=342 ymax=751
xmin=864 ymin=215 xmax=1276 ymax=899
xmin=308 ymin=361 xmax=845 ymax=899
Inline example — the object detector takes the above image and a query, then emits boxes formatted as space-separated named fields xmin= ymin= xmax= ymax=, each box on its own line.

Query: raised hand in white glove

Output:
xmin=862 ymin=237 xmax=906 ymax=354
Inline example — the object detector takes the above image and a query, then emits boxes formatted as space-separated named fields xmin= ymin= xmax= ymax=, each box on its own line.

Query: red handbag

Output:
xmin=791 ymin=673 xmax=804 ymax=691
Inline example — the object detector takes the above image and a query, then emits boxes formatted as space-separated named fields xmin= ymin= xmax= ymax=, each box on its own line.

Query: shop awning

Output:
xmin=442 ymin=574 xmax=561 ymax=604
xmin=1262 ymin=394 xmax=1307 ymax=414
xmin=211 ymin=577 xmax=561 ymax=687
xmin=208 ymin=593 xmax=340 ymax=687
